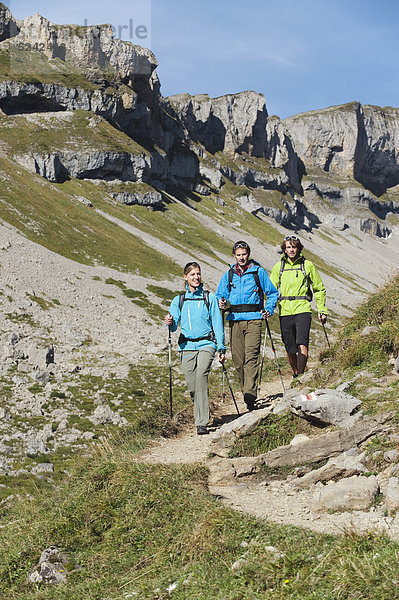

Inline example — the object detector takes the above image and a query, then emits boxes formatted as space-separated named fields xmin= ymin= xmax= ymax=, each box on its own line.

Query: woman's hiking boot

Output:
xmin=196 ymin=426 xmax=208 ymax=435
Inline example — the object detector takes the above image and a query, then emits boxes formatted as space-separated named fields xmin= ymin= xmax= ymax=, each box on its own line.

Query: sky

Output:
xmin=7 ymin=0 xmax=399 ymax=118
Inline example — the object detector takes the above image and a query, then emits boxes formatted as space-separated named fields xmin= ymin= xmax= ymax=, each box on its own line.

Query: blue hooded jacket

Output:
xmin=168 ymin=284 xmax=225 ymax=352
xmin=216 ymin=260 xmax=278 ymax=321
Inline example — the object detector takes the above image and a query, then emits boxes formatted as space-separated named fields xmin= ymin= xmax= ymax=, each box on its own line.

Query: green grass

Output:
xmin=0 ymin=47 xmax=99 ymax=89
xmin=228 ymin=413 xmax=317 ymax=458
xmin=1 ymin=432 xmax=398 ymax=600
xmin=316 ymin=273 xmax=399 ymax=378
xmin=104 ymin=278 xmax=167 ymax=320
xmin=0 ymin=157 xmax=180 ymax=278
xmin=0 ymin=110 xmax=145 ymax=156
xmin=306 ymin=273 xmax=399 ymax=414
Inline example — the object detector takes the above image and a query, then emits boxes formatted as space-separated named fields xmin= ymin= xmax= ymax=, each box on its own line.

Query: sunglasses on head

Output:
xmin=284 ymin=235 xmax=299 ymax=241
xmin=233 ymin=241 xmax=250 ymax=251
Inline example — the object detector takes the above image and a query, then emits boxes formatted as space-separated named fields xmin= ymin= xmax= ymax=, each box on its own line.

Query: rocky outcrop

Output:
xmin=1 ymin=5 xmax=399 ymax=235
xmin=110 ymin=189 xmax=162 ymax=207
xmin=0 ymin=3 xmax=18 ymax=41
xmin=14 ymin=147 xmax=197 ymax=190
xmin=0 ymin=80 xmax=124 ymax=117
xmin=9 ymin=12 xmax=157 ymax=82
xmin=168 ymin=91 xmax=268 ymax=157
xmin=221 ymin=161 xmax=289 ymax=191
xmin=284 ymin=102 xmax=399 ymax=196
xmin=302 ymin=181 xmax=398 ymax=237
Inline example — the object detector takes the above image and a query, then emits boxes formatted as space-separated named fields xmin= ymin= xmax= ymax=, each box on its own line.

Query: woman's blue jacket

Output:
xmin=168 ymin=284 xmax=225 ymax=352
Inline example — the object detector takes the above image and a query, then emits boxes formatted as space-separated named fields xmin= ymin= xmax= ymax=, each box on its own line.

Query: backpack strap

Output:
xmin=177 ymin=289 xmax=215 ymax=344
xmin=228 ymin=267 xmax=264 ymax=313
xmin=228 ymin=268 xmax=235 ymax=293
xmin=278 ymin=256 xmax=313 ymax=302
xmin=179 ymin=290 xmax=210 ymax=311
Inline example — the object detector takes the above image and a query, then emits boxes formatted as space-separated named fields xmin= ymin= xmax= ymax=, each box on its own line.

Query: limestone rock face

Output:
xmin=11 ymin=12 xmax=157 ymax=81
xmin=265 ymin=115 xmax=301 ymax=191
xmin=284 ymin=102 xmax=399 ymax=196
xmin=284 ymin=102 xmax=361 ymax=178
xmin=168 ymin=91 xmax=268 ymax=157
xmin=0 ymin=2 xmax=19 ymax=41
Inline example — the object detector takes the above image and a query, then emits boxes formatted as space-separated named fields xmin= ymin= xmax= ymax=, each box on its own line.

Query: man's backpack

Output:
xmin=227 ymin=266 xmax=264 ymax=313
xmin=277 ymin=256 xmax=313 ymax=302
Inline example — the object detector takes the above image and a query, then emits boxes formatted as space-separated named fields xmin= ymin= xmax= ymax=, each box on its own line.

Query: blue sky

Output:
xmin=8 ymin=0 xmax=399 ymax=118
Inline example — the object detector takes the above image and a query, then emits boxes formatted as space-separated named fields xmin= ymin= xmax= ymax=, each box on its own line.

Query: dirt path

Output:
xmin=139 ymin=373 xmax=399 ymax=538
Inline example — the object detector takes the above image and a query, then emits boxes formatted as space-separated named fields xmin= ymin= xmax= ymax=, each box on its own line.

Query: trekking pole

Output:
xmin=257 ymin=323 xmax=268 ymax=397
xmin=168 ymin=325 xmax=173 ymax=418
xmin=221 ymin=298 xmax=227 ymax=401
xmin=222 ymin=368 xmax=226 ymax=401
xmin=265 ymin=320 xmax=286 ymax=392
xmin=222 ymin=364 xmax=240 ymax=416
xmin=321 ymin=321 xmax=331 ymax=349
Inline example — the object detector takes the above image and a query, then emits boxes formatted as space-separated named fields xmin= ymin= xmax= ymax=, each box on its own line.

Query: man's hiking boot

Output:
xmin=196 ymin=426 xmax=208 ymax=435
xmin=244 ymin=393 xmax=256 ymax=412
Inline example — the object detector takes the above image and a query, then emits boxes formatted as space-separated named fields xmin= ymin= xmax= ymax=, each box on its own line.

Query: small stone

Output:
xmin=231 ymin=558 xmax=248 ymax=572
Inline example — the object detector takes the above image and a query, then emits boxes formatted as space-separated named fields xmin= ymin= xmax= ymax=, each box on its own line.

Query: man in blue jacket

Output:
xmin=216 ymin=241 xmax=278 ymax=411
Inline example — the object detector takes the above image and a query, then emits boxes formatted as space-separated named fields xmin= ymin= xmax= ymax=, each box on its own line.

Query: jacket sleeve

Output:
xmin=215 ymin=271 xmax=230 ymax=302
xmin=167 ymin=295 xmax=181 ymax=332
xmin=259 ymin=268 xmax=278 ymax=315
xmin=307 ymin=261 xmax=327 ymax=314
xmin=209 ymin=294 xmax=225 ymax=352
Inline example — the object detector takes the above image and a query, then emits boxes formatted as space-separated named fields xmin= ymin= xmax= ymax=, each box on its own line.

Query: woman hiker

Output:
xmin=216 ymin=241 xmax=278 ymax=411
xmin=164 ymin=262 xmax=225 ymax=435
xmin=270 ymin=235 xmax=327 ymax=379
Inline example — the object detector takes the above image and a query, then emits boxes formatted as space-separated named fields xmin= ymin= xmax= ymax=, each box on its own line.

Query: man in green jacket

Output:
xmin=270 ymin=235 xmax=327 ymax=378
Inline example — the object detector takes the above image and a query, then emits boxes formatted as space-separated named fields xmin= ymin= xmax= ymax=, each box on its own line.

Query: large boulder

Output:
xmin=312 ymin=475 xmax=379 ymax=512
xmin=295 ymin=450 xmax=367 ymax=488
xmin=288 ymin=388 xmax=362 ymax=427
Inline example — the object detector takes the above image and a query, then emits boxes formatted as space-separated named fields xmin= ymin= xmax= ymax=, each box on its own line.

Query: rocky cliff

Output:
xmin=1 ymin=4 xmax=399 ymax=238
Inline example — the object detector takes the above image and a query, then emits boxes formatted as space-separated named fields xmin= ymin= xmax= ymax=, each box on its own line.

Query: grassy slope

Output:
xmin=325 ymin=273 xmax=399 ymax=374
xmin=0 ymin=156 xmax=179 ymax=278
xmin=0 ymin=430 xmax=398 ymax=600
xmin=1 ymin=110 xmax=146 ymax=156
xmin=0 ymin=46 xmax=119 ymax=92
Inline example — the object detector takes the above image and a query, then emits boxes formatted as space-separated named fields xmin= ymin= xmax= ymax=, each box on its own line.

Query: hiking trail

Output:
xmin=140 ymin=371 xmax=399 ymax=539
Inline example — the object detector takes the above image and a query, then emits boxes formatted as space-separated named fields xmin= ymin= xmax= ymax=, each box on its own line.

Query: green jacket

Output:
xmin=270 ymin=253 xmax=327 ymax=317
